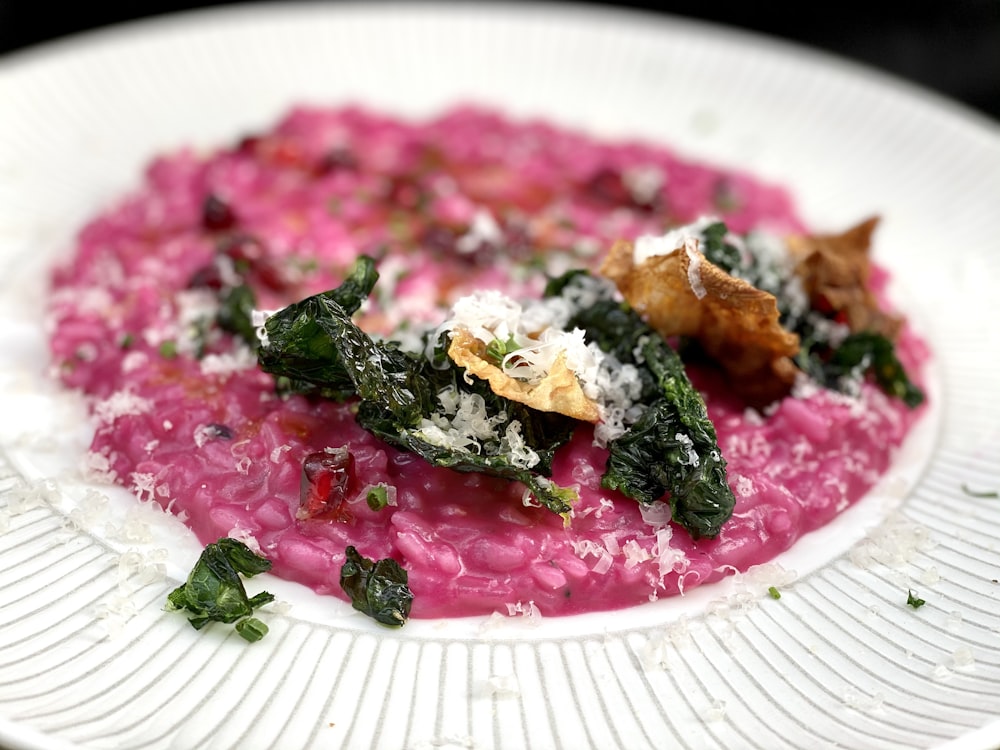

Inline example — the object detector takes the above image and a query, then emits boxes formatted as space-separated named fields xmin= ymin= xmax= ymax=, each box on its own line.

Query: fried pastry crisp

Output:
xmin=447 ymin=327 xmax=602 ymax=423
xmin=785 ymin=216 xmax=901 ymax=338
xmin=601 ymin=235 xmax=800 ymax=405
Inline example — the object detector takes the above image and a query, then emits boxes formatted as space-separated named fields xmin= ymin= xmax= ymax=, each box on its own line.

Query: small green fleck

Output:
xmin=159 ymin=340 xmax=178 ymax=359
xmin=961 ymin=483 xmax=999 ymax=499
xmin=120 ymin=333 xmax=135 ymax=349
xmin=906 ymin=589 xmax=926 ymax=609
xmin=235 ymin=617 xmax=269 ymax=642
xmin=767 ymin=586 xmax=781 ymax=600
xmin=485 ymin=334 xmax=519 ymax=367
xmin=366 ymin=484 xmax=390 ymax=511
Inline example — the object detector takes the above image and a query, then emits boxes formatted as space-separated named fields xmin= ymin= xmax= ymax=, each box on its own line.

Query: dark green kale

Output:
xmin=340 ymin=545 xmax=413 ymax=626
xmin=546 ymin=270 xmax=735 ymax=538
xmin=216 ymin=283 xmax=259 ymax=349
xmin=259 ymin=257 xmax=578 ymax=512
xmin=799 ymin=331 xmax=924 ymax=408
xmin=356 ymin=366 xmax=577 ymax=514
xmin=166 ymin=537 xmax=275 ymax=642
xmin=602 ymin=334 xmax=734 ymax=539
xmin=257 ymin=256 xmax=429 ymax=411
xmin=698 ymin=221 xmax=742 ymax=274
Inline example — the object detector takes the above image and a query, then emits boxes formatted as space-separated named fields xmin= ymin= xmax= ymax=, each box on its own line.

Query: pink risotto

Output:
xmin=48 ymin=105 xmax=927 ymax=618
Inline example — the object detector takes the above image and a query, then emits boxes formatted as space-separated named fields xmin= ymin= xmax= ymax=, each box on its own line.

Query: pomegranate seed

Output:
xmin=202 ymin=194 xmax=237 ymax=231
xmin=298 ymin=449 xmax=356 ymax=523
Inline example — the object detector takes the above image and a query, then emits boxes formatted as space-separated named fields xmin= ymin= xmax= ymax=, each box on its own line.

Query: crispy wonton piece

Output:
xmin=786 ymin=216 xmax=901 ymax=338
xmin=447 ymin=328 xmax=601 ymax=423
xmin=601 ymin=236 xmax=800 ymax=406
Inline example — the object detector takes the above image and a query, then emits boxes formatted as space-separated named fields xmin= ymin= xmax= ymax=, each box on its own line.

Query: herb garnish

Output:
xmin=166 ymin=537 xmax=275 ymax=641
xmin=340 ymin=546 xmax=413 ymax=626
xmin=767 ymin=586 xmax=782 ymax=600
xmin=366 ymin=484 xmax=390 ymax=511
xmin=485 ymin=333 xmax=520 ymax=367
xmin=906 ymin=589 xmax=926 ymax=609
xmin=961 ymin=483 xmax=999 ymax=499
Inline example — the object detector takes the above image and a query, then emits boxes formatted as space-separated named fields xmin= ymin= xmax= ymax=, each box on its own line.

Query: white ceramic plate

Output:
xmin=2 ymin=4 xmax=999 ymax=749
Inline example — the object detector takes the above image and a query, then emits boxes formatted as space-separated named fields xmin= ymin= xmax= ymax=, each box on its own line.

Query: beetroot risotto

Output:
xmin=48 ymin=105 xmax=928 ymax=622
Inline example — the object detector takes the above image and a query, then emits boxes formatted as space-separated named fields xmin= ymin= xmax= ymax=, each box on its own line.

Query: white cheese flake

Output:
xmin=683 ymin=237 xmax=707 ymax=299
xmin=632 ymin=216 xmax=718 ymax=264
xmin=93 ymin=390 xmax=152 ymax=425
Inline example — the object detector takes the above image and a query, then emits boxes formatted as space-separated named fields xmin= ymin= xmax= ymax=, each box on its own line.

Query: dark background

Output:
xmin=1 ymin=0 xmax=998 ymax=123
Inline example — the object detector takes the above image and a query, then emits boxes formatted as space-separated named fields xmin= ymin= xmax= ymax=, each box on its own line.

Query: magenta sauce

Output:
xmin=47 ymin=106 xmax=927 ymax=618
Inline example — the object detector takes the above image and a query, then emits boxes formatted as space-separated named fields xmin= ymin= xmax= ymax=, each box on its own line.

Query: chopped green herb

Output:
xmin=119 ymin=333 xmax=135 ymax=349
xmin=234 ymin=617 xmax=269 ymax=642
xmin=767 ymin=586 xmax=781 ymax=600
xmin=158 ymin=340 xmax=178 ymax=359
xmin=906 ymin=589 xmax=926 ymax=609
xmin=485 ymin=333 xmax=520 ymax=367
xmin=961 ymin=483 xmax=999 ymax=499
xmin=340 ymin=546 xmax=413 ymax=627
xmin=366 ymin=484 xmax=391 ymax=511
xmin=166 ymin=537 xmax=275 ymax=641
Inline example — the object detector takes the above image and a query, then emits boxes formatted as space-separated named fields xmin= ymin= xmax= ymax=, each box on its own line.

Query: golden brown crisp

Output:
xmin=601 ymin=236 xmax=800 ymax=406
xmin=447 ymin=328 xmax=601 ymax=422
xmin=786 ymin=216 xmax=901 ymax=338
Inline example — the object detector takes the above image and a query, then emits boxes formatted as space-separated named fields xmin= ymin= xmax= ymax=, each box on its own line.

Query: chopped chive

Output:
xmin=767 ymin=586 xmax=781 ymax=600
xmin=906 ymin=589 xmax=926 ymax=609
xmin=366 ymin=484 xmax=390 ymax=511
xmin=961 ymin=483 xmax=998 ymax=499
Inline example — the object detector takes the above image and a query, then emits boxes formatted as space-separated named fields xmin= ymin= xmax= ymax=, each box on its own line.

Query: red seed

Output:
xmin=298 ymin=449 xmax=356 ymax=523
xmin=202 ymin=194 xmax=237 ymax=231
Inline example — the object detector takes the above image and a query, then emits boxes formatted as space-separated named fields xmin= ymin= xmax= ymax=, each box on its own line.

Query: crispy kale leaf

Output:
xmin=257 ymin=256 xmax=383 ymax=400
xmin=166 ymin=537 xmax=274 ymax=642
xmin=340 ymin=546 xmax=413 ymax=626
xmin=356 ymin=372 xmax=577 ymax=514
xmin=259 ymin=257 xmax=578 ymax=512
xmin=547 ymin=271 xmax=735 ymax=538
xmin=799 ymin=331 xmax=924 ymax=408
xmin=601 ymin=334 xmax=734 ymax=538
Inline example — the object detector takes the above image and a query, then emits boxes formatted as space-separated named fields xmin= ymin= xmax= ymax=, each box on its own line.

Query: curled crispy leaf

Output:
xmin=601 ymin=237 xmax=800 ymax=405
xmin=786 ymin=216 xmax=901 ymax=338
xmin=447 ymin=328 xmax=601 ymax=422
